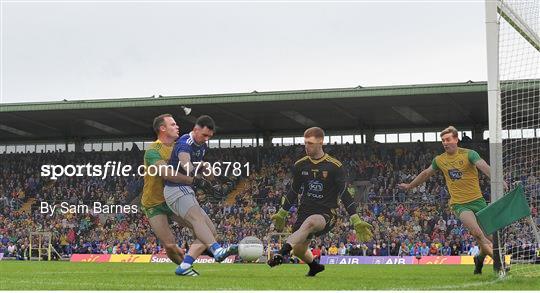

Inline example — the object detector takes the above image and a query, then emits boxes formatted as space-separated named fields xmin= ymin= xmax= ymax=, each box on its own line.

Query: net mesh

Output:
xmin=498 ymin=0 xmax=540 ymax=277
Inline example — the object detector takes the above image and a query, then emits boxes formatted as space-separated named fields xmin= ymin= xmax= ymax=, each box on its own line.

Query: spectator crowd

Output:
xmin=1 ymin=142 xmax=538 ymax=262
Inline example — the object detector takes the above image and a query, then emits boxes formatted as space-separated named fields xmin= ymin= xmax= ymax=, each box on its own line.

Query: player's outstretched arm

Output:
xmin=336 ymin=167 xmax=373 ymax=242
xmin=398 ymin=166 xmax=436 ymax=191
xmin=342 ymin=192 xmax=373 ymax=242
xmin=271 ymin=207 xmax=289 ymax=232
xmin=271 ymin=165 xmax=302 ymax=232
xmin=349 ymin=214 xmax=373 ymax=242
xmin=271 ymin=188 xmax=298 ymax=232
xmin=474 ymin=159 xmax=509 ymax=191
xmin=474 ymin=159 xmax=491 ymax=178
xmin=178 ymin=152 xmax=195 ymax=175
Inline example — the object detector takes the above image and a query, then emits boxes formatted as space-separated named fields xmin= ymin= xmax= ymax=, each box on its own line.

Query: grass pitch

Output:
xmin=0 ymin=261 xmax=539 ymax=290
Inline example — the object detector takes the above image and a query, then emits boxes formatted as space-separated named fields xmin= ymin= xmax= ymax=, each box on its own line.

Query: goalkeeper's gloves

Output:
xmin=350 ymin=214 xmax=373 ymax=242
xmin=271 ymin=208 xmax=289 ymax=232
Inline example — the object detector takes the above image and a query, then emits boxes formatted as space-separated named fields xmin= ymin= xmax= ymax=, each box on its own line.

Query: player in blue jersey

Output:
xmin=164 ymin=115 xmax=237 ymax=276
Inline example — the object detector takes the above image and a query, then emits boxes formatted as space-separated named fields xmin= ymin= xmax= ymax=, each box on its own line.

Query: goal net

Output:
xmin=486 ymin=0 xmax=540 ymax=278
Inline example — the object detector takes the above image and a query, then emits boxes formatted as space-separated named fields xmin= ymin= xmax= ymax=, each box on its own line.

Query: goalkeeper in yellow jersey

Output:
xmin=399 ymin=126 xmax=506 ymax=275
xmin=268 ymin=127 xmax=373 ymax=276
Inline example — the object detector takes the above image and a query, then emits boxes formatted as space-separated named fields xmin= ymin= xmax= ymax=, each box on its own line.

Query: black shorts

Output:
xmin=292 ymin=207 xmax=337 ymax=238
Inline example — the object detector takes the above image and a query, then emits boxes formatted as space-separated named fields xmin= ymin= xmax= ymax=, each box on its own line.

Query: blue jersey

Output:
xmin=165 ymin=132 xmax=208 ymax=187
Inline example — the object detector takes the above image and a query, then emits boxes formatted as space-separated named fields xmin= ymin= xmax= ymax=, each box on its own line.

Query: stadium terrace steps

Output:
xmin=19 ymin=197 xmax=36 ymax=214
xmin=225 ymin=178 xmax=249 ymax=205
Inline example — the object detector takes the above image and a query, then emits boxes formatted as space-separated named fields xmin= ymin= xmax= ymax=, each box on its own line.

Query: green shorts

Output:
xmin=451 ymin=198 xmax=488 ymax=218
xmin=141 ymin=202 xmax=174 ymax=219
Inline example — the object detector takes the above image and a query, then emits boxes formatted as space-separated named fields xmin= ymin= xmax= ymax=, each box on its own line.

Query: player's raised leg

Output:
xmin=184 ymin=205 xmax=219 ymax=251
xmin=166 ymin=186 xmax=237 ymax=276
xmin=268 ymin=214 xmax=325 ymax=275
xmin=201 ymin=206 xmax=236 ymax=261
xmin=287 ymin=215 xmax=326 ymax=249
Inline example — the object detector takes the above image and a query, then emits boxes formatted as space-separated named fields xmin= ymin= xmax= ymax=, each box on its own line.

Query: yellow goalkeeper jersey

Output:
xmin=431 ymin=147 xmax=483 ymax=205
xmin=141 ymin=139 xmax=173 ymax=208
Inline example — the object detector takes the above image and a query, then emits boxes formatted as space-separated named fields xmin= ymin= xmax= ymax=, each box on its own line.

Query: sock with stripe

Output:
xmin=180 ymin=255 xmax=195 ymax=270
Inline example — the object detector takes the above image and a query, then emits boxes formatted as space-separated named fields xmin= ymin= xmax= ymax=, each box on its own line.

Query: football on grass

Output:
xmin=238 ymin=236 xmax=264 ymax=262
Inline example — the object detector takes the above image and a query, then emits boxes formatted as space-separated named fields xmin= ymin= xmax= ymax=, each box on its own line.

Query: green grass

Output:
xmin=0 ymin=261 xmax=539 ymax=290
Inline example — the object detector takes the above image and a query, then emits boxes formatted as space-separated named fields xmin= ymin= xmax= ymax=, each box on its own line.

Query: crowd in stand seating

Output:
xmin=1 ymin=142 xmax=538 ymax=261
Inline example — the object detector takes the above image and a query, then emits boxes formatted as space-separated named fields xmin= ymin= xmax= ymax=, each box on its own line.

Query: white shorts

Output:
xmin=164 ymin=185 xmax=200 ymax=218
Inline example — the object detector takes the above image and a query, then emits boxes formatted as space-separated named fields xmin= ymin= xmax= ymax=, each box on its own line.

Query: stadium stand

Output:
xmin=3 ymin=141 xmax=536 ymax=261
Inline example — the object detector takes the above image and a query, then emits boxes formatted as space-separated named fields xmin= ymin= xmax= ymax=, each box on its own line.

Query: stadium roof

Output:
xmin=0 ymin=81 xmax=489 ymax=143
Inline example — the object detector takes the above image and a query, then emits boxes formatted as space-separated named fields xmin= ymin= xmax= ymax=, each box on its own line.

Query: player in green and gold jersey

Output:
xmin=142 ymin=114 xmax=215 ymax=266
xmin=399 ymin=126 xmax=505 ymax=275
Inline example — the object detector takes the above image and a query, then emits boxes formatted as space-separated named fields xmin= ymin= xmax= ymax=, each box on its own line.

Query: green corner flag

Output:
xmin=476 ymin=184 xmax=532 ymax=235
